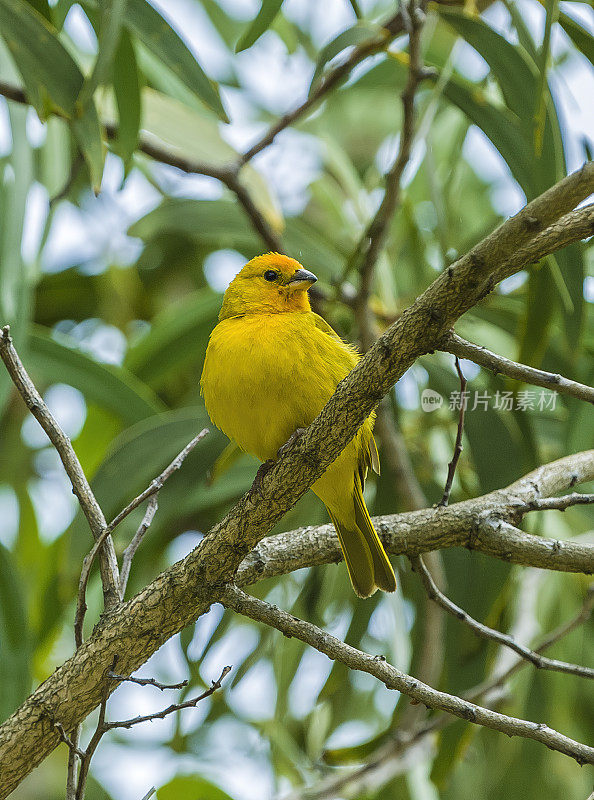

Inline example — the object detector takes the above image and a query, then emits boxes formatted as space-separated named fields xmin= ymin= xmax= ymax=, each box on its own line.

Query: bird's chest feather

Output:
xmin=201 ymin=315 xmax=336 ymax=460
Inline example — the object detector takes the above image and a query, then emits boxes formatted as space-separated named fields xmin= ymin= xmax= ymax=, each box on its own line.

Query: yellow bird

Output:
xmin=200 ymin=253 xmax=396 ymax=597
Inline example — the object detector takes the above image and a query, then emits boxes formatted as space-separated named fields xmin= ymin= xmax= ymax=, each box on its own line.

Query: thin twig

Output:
xmin=359 ymin=1 xmax=427 ymax=291
xmin=523 ymin=493 xmax=594 ymax=512
xmin=74 ymin=429 xmax=208 ymax=646
xmin=55 ymin=661 xmax=228 ymax=800
xmin=74 ymin=663 xmax=113 ymax=800
xmin=109 ymin=672 xmax=189 ymax=691
xmin=66 ymin=726 xmax=81 ymax=800
xmin=353 ymin=0 xmax=429 ymax=349
xmin=0 ymin=326 xmax=120 ymax=608
xmin=238 ymin=9 xmax=410 ymax=166
xmin=442 ymin=331 xmax=594 ymax=405
xmin=139 ymin=790 xmax=156 ymax=800
xmin=221 ymin=585 xmax=594 ymax=765
xmin=108 ymin=429 xmax=209 ymax=532
xmin=411 ymin=555 xmax=594 ymax=680
xmin=466 ymin=584 xmax=594 ymax=701
xmin=119 ymin=496 xmax=159 ymax=596
xmin=438 ymin=356 xmax=467 ymax=507
xmin=104 ymin=666 xmax=231 ymax=730
xmin=52 ymin=722 xmax=86 ymax=761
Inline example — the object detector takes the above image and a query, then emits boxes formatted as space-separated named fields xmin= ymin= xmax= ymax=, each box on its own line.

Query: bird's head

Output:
xmin=219 ymin=253 xmax=318 ymax=320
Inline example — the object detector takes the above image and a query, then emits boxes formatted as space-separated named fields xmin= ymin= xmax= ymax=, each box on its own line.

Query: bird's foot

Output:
xmin=250 ymin=459 xmax=276 ymax=497
xmin=277 ymin=427 xmax=307 ymax=459
xmin=250 ymin=428 xmax=308 ymax=498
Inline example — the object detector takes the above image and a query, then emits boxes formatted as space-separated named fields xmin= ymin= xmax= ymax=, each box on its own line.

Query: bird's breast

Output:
xmin=201 ymin=314 xmax=338 ymax=461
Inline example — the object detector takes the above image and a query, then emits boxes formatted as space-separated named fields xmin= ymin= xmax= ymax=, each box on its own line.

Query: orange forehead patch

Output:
xmin=238 ymin=253 xmax=304 ymax=280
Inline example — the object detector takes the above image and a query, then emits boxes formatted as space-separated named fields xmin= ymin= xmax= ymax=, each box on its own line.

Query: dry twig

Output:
xmin=442 ymin=331 xmax=594 ymax=405
xmin=0 ymin=325 xmax=120 ymax=607
xmin=438 ymin=356 xmax=467 ymax=506
xmin=411 ymin=554 xmax=594 ymax=680
xmin=56 ymin=663 xmax=230 ymax=800
xmin=74 ymin=429 xmax=208 ymax=646
xmin=221 ymin=585 xmax=594 ymax=765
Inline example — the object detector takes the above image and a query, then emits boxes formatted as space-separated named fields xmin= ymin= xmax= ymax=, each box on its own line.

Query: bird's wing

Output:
xmin=312 ymin=312 xmax=352 ymax=345
xmin=311 ymin=314 xmax=381 ymax=479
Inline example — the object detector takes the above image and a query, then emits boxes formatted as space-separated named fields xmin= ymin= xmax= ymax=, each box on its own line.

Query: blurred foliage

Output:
xmin=0 ymin=1 xmax=593 ymax=799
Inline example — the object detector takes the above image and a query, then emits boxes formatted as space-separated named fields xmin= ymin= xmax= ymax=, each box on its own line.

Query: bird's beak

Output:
xmin=288 ymin=268 xmax=317 ymax=289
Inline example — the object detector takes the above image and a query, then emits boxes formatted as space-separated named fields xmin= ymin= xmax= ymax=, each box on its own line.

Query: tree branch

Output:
xmin=438 ymin=356 xmax=467 ymax=506
xmin=287 ymin=582 xmax=594 ymax=800
xmin=442 ymin=332 xmax=594 ymax=405
xmin=1 ymin=164 xmax=594 ymax=795
xmin=0 ymin=325 xmax=121 ymax=608
xmin=74 ymin=429 xmax=208 ymax=646
xmin=237 ymin=8 xmax=410 ymax=165
xmin=220 ymin=585 xmax=594 ymax=765
xmin=411 ymin=554 xmax=594 ymax=679
xmin=355 ymin=0 xmax=428 ymax=331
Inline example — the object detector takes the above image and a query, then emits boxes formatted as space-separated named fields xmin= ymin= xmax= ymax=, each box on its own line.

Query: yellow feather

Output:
xmin=200 ymin=254 xmax=396 ymax=597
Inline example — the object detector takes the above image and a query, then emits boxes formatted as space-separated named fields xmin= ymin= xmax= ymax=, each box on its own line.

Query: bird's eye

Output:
xmin=263 ymin=270 xmax=278 ymax=282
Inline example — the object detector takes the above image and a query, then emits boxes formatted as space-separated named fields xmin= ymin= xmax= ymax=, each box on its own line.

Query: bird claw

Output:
xmin=250 ymin=459 xmax=275 ymax=497
xmin=250 ymin=429 xmax=307 ymax=498
xmin=277 ymin=427 xmax=307 ymax=459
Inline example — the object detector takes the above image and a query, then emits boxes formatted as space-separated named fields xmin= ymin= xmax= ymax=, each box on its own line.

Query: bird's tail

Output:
xmin=328 ymin=482 xmax=396 ymax=598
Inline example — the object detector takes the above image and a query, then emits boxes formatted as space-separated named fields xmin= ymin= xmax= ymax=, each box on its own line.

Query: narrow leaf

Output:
xmin=112 ymin=28 xmax=141 ymax=170
xmin=236 ymin=0 xmax=284 ymax=52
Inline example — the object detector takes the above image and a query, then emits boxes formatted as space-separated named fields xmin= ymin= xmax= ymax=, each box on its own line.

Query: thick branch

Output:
xmin=221 ymin=586 xmax=594 ymax=765
xmin=443 ymin=332 xmax=594 ymax=405
xmin=0 ymin=326 xmax=120 ymax=608
xmin=236 ymin=449 xmax=594 ymax=586
xmin=1 ymin=165 xmax=594 ymax=795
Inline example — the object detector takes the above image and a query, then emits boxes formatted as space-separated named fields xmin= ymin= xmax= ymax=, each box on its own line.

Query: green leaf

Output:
xmin=139 ymin=88 xmax=236 ymax=165
xmin=309 ymin=23 xmax=378 ymax=95
xmin=27 ymin=326 xmax=165 ymax=424
xmin=0 ymin=0 xmax=81 ymax=116
xmin=124 ymin=289 xmax=221 ymax=389
xmin=71 ymin=100 xmax=105 ymax=192
xmin=0 ymin=104 xmax=34 ymax=416
xmin=0 ymin=544 xmax=31 ymax=721
xmin=558 ymin=10 xmax=594 ymax=63
xmin=519 ymin=266 xmax=555 ymax=367
xmin=83 ymin=0 xmax=228 ymax=120
xmin=129 ymin=198 xmax=259 ymax=250
xmin=78 ymin=0 xmax=128 ymax=109
xmin=439 ymin=8 xmax=537 ymax=124
xmin=23 ymin=0 xmax=53 ymax=23
xmin=552 ymin=243 xmax=585 ymax=355
xmin=437 ymin=9 xmax=566 ymax=194
xmin=0 ymin=0 xmax=105 ymax=188
xmin=112 ymin=28 xmax=141 ymax=170
xmin=236 ymin=0 xmax=284 ymax=52
xmin=534 ymin=0 xmax=559 ymax=156
xmin=157 ymin=775 xmax=235 ymax=800
xmin=437 ymin=72 xmax=535 ymax=195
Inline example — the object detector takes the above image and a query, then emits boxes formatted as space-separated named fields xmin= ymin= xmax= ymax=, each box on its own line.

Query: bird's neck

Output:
xmin=219 ymin=290 xmax=311 ymax=320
